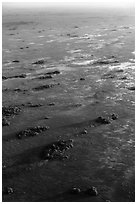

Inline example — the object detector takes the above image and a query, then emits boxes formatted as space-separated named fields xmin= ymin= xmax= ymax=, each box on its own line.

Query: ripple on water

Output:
xmin=28 ymin=42 xmax=35 ymax=45
xmin=63 ymin=56 xmax=75 ymax=62
xmin=38 ymin=35 xmax=45 ymax=38
xmin=37 ymin=43 xmax=44 ymax=46
xmin=71 ymin=60 xmax=95 ymax=66
xmin=109 ymin=62 xmax=135 ymax=71
xmin=129 ymin=59 xmax=135 ymax=63
xmin=3 ymin=49 xmax=11 ymax=53
xmin=67 ymin=49 xmax=82 ymax=54
xmin=3 ymin=61 xmax=13 ymax=66
xmin=46 ymin=40 xmax=55 ymax=43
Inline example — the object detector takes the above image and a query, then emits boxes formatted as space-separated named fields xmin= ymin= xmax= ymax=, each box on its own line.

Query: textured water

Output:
xmin=2 ymin=6 xmax=135 ymax=202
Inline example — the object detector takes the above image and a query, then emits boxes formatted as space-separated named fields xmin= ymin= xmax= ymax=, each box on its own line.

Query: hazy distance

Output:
xmin=3 ymin=0 xmax=134 ymax=9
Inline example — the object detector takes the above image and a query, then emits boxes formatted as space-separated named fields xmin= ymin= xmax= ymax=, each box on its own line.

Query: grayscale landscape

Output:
xmin=2 ymin=2 xmax=135 ymax=202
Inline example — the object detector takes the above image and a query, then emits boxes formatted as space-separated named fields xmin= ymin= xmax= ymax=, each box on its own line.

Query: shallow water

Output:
xmin=2 ymin=6 xmax=135 ymax=202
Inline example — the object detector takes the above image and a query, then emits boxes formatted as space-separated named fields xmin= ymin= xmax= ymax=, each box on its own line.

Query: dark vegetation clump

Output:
xmin=2 ymin=74 xmax=26 ymax=80
xmin=120 ymin=76 xmax=127 ymax=80
xmin=13 ymin=88 xmax=27 ymax=93
xmin=80 ymin=77 xmax=85 ymax=81
xmin=94 ymin=116 xmax=110 ymax=124
xmin=2 ymin=106 xmax=21 ymax=117
xmin=12 ymin=60 xmax=20 ymax=63
xmin=46 ymin=70 xmax=60 ymax=75
xmin=37 ymin=75 xmax=53 ymax=80
xmin=33 ymin=83 xmax=60 ymax=91
xmin=111 ymin=113 xmax=118 ymax=120
xmin=70 ymin=187 xmax=81 ymax=194
xmin=32 ymin=59 xmax=45 ymax=65
xmin=17 ymin=126 xmax=49 ymax=139
xmin=35 ymin=70 xmax=60 ymax=80
xmin=25 ymin=102 xmax=43 ymax=107
xmin=48 ymin=102 xmax=55 ymax=106
xmin=80 ymin=129 xmax=88 ymax=135
xmin=13 ymin=88 xmax=22 ymax=92
xmin=94 ymin=59 xmax=119 ymax=65
xmin=67 ymin=33 xmax=79 ymax=38
xmin=2 ymin=117 xmax=10 ymax=126
xmin=44 ymin=117 xmax=49 ymax=119
xmin=2 ymin=106 xmax=21 ymax=127
xmin=33 ymin=84 xmax=55 ymax=91
xmin=12 ymin=74 xmax=26 ymax=78
xmin=102 ymin=73 xmax=116 ymax=79
xmin=127 ymin=86 xmax=135 ymax=91
xmin=123 ymin=26 xmax=129 ymax=29
xmin=8 ymin=27 xmax=17 ymax=30
xmin=70 ymin=186 xmax=98 ymax=196
xmin=2 ymin=88 xmax=27 ymax=93
xmin=41 ymin=139 xmax=74 ymax=160
xmin=2 ymin=76 xmax=8 ymax=80
xmin=115 ymin=69 xmax=124 ymax=73
xmin=2 ymin=88 xmax=9 ymax=92
xmin=3 ymin=187 xmax=14 ymax=195
xmin=85 ymin=187 xmax=98 ymax=196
